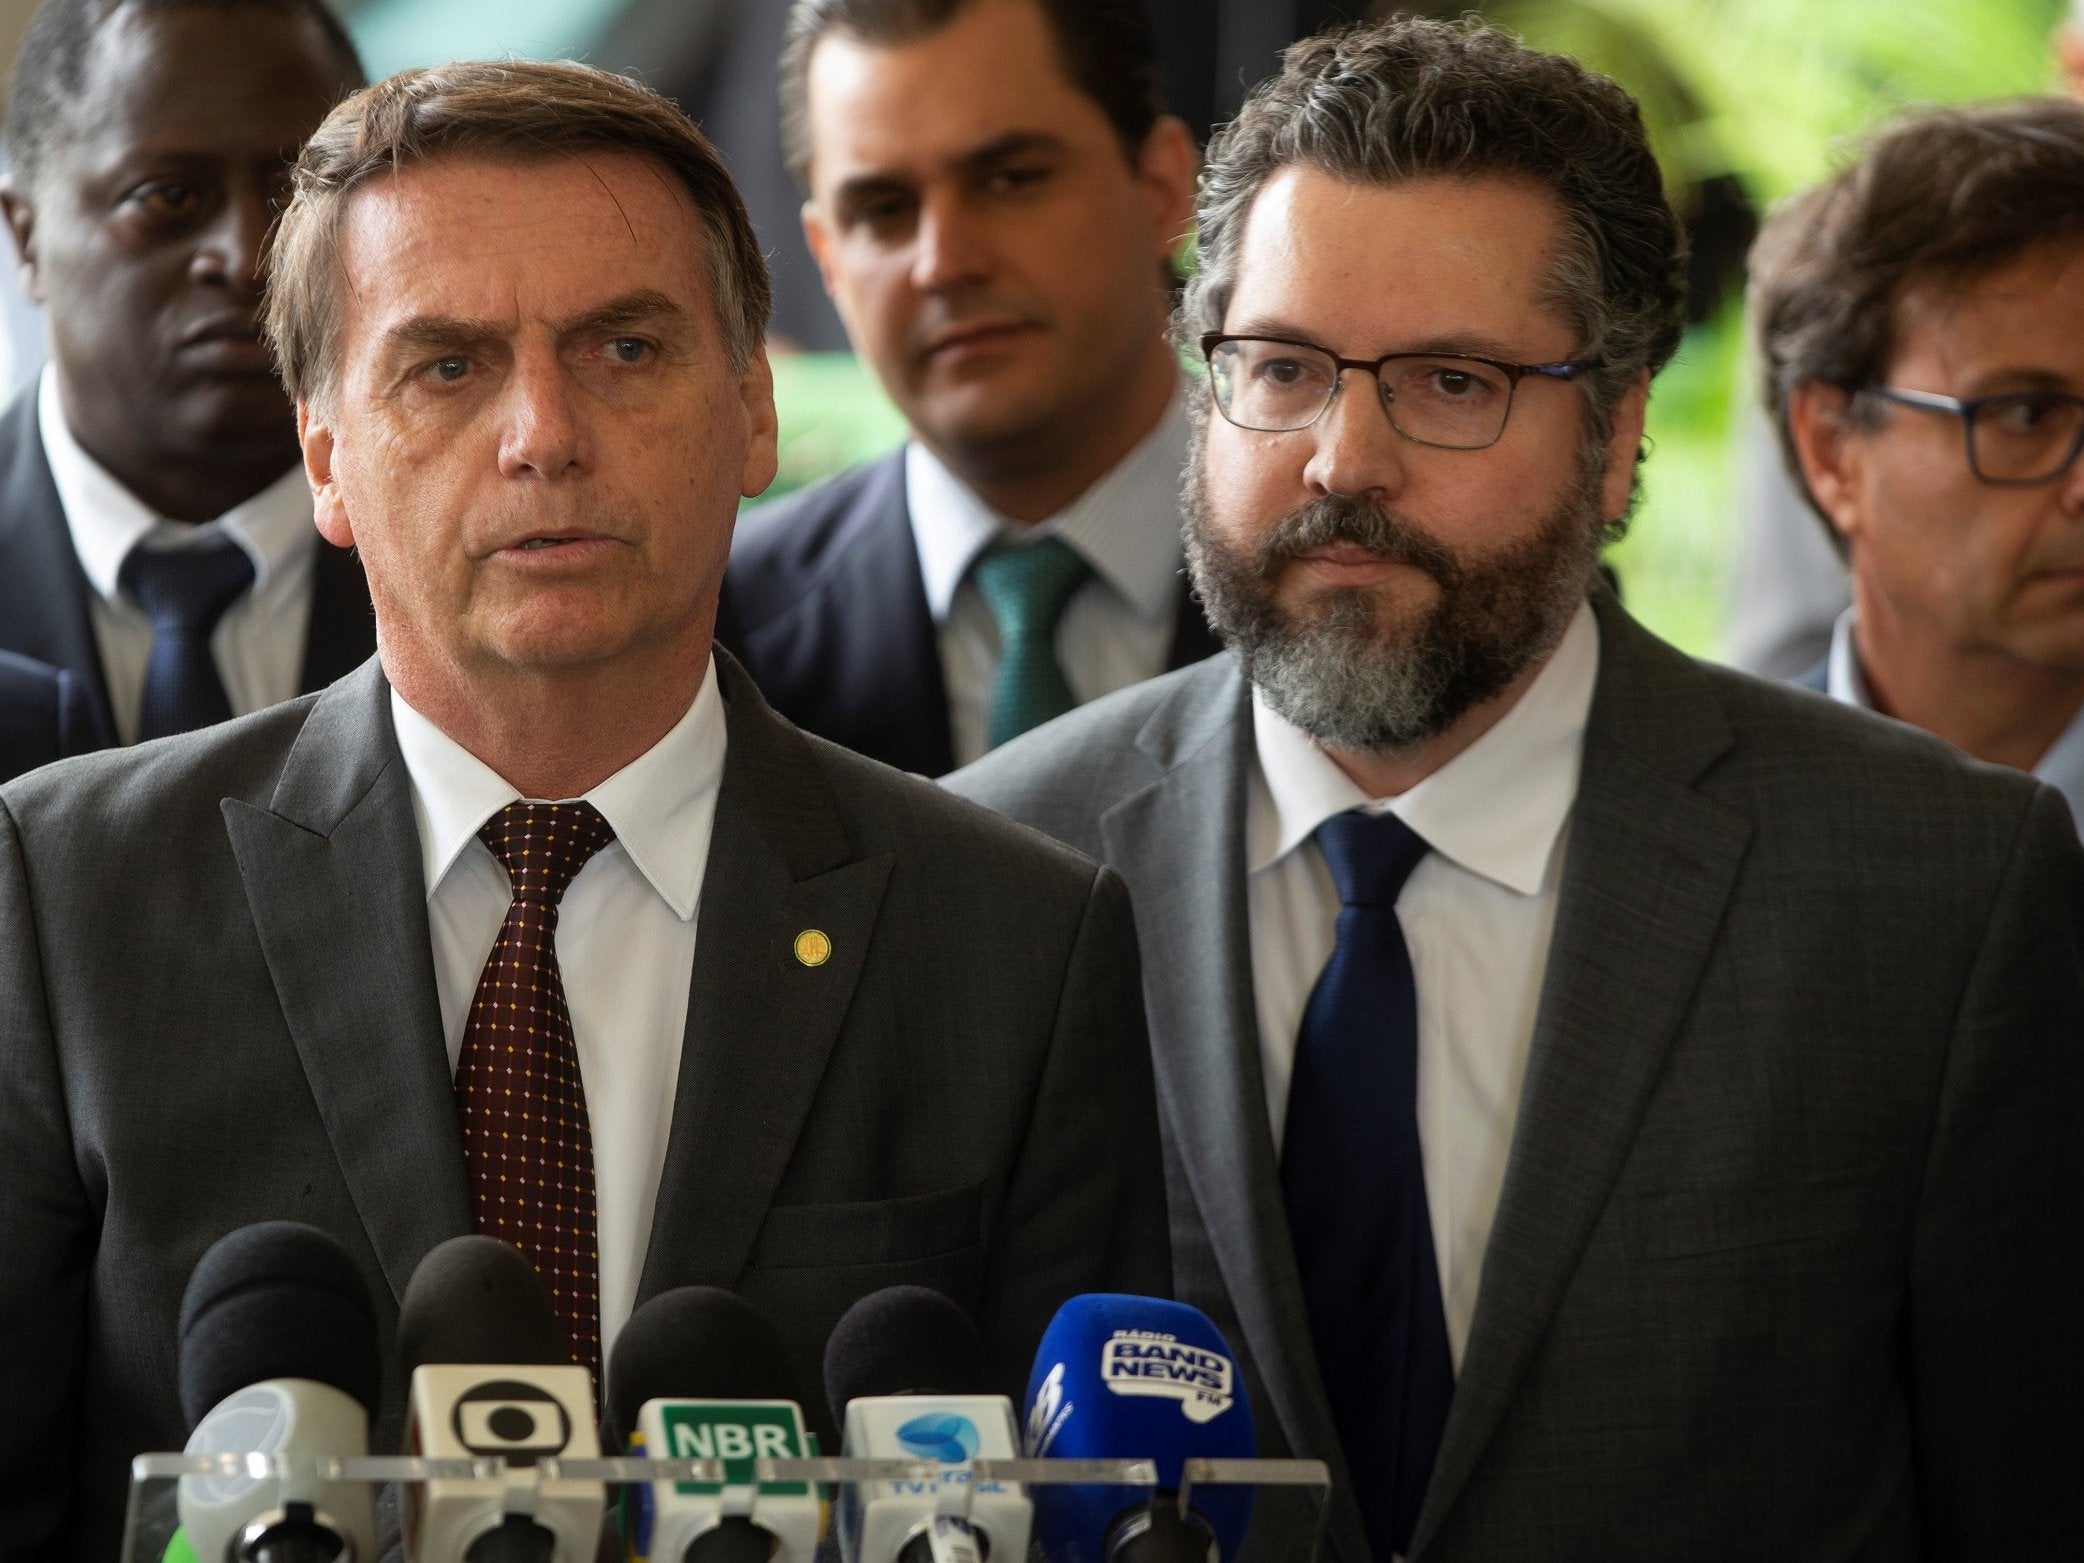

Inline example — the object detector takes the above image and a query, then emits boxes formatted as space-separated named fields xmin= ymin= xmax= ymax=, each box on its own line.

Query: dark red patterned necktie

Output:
xmin=455 ymin=800 xmax=616 ymax=1380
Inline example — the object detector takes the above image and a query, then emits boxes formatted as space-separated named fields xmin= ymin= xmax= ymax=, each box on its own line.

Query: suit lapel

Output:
xmin=222 ymin=663 xmax=468 ymax=1306
xmin=1410 ymin=597 xmax=1752 ymax=1554
xmin=1099 ymin=658 xmax=1372 ymax=1563
xmin=637 ymin=654 xmax=894 ymax=1298
xmin=0 ymin=393 xmax=116 ymax=746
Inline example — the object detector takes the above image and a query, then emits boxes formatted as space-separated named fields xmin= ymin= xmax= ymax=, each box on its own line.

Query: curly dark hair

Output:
xmin=1182 ymin=16 xmax=1687 ymax=468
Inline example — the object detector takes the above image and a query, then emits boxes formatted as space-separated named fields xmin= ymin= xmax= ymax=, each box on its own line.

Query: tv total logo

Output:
xmin=895 ymin=1412 xmax=981 ymax=1463
xmin=1100 ymin=1331 xmax=1234 ymax=1423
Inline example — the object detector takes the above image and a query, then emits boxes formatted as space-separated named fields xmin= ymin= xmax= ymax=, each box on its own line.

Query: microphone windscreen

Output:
xmin=398 ymin=1235 xmax=568 ymax=1370
xmin=822 ymin=1286 xmax=989 ymax=1427
xmin=605 ymin=1286 xmax=803 ymax=1446
xmin=1025 ymin=1294 xmax=1256 ymax=1559
xmin=177 ymin=1221 xmax=381 ymax=1429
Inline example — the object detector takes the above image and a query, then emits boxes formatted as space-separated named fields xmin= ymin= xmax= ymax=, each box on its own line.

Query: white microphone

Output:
xmin=175 ymin=1222 xmax=382 ymax=1563
xmin=398 ymin=1236 xmax=604 ymax=1563
xmin=822 ymin=1288 xmax=1031 ymax=1563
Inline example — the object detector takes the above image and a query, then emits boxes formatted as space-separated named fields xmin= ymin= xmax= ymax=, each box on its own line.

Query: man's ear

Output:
xmin=0 ymin=181 xmax=41 ymax=301
xmin=737 ymin=345 xmax=780 ymax=502
xmin=1599 ymin=373 xmax=1650 ymax=522
xmin=1788 ymin=381 xmax=1865 ymax=547
xmin=801 ymin=198 xmax=840 ymax=299
xmin=298 ymin=402 xmax=353 ymax=549
xmin=1135 ymin=115 xmax=1199 ymax=269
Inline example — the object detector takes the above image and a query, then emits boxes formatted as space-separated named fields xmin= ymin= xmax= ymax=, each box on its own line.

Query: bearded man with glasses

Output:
xmin=952 ymin=19 xmax=2084 ymax=1561
xmin=1758 ymin=97 xmax=2084 ymax=834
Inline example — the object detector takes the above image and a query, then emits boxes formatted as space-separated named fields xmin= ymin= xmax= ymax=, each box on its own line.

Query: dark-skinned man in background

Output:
xmin=0 ymin=0 xmax=371 ymax=752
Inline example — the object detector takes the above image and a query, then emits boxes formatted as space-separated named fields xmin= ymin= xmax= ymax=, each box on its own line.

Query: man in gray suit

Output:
xmin=0 ymin=58 xmax=1167 ymax=1561
xmin=951 ymin=19 xmax=2084 ymax=1560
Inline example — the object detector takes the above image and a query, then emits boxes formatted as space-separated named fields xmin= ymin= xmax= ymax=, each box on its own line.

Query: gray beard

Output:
xmin=1182 ymin=441 xmax=1606 ymax=753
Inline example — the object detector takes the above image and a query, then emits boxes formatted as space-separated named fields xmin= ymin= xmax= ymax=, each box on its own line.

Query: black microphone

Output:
xmin=175 ymin=1221 xmax=381 ymax=1563
xmin=823 ymin=1287 xmax=1030 ymax=1563
xmin=398 ymin=1236 xmax=603 ymax=1563
xmin=605 ymin=1287 xmax=820 ymax=1563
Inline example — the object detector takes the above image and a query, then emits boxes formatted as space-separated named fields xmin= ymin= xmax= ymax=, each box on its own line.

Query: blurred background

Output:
xmin=0 ymin=0 xmax=2070 ymax=657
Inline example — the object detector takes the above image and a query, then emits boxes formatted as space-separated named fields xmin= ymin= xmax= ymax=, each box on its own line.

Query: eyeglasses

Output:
xmin=1201 ymin=333 xmax=1594 ymax=449
xmin=1863 ymin=386 xmax=2084 ymax=485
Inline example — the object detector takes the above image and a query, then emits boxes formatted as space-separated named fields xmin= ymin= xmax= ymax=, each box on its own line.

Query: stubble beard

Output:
xmin=1181 ymin=424 xmax=1608 ymax=753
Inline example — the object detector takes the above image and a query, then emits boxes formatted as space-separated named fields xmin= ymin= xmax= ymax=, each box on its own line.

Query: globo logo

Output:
xmin=895 ymin=1412 xmax=981 ymax=1463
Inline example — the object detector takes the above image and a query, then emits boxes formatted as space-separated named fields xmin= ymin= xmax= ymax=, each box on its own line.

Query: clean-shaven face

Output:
xmin=299 ymin=152 xmax=777 ymax=688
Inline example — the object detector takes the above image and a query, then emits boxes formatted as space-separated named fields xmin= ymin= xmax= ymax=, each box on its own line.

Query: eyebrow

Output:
xmin=1222 ymin=318 xmax=1549 ymax=362
xmin=378 ymin=289 xmax=691 ymax=358
xmin=828 ymin=129 xmax=1069 ymax=209
xmin=1957 ymin=367 xmax=2082 ymax=396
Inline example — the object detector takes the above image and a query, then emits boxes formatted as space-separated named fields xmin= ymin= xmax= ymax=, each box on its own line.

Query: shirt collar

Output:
xmin=904 ymin=381 xmax=1189 ymax=625
xmin=39 ymin=363 xmax=312 ymax=602
xmin=1824 ymin=605 xmax=1873 ymax=708
xmin=1247 ymin=599 xmax=1600 ymax=896
xmin=389 ymin=658 xmax=727 ymax=921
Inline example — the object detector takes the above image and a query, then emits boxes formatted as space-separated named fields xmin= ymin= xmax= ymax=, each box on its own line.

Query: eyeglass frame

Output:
xmin=1859 ymin=384 xmax=2084 ymax=487
xmin=1199 ymin=332 xmax=1597 ymax=449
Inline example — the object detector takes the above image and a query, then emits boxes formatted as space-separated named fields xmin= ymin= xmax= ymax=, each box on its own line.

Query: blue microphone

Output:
xmin=1022 ymin=1296 xmax=1255 ymax=1563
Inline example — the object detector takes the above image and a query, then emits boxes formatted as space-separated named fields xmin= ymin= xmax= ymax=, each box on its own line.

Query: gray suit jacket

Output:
xmin=949 ymin=591 xmax=2084 ymax=1561
xmin=0 ymin=652 xmax=1170 ymax=1563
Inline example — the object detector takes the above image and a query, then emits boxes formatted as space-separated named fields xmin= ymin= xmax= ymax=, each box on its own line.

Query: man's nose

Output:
xmin=497 ymin=351 xmax=590 ymax=480
xmin=909 ymin=194 xmax=991 ymax=293
xmin=1301 ymin=370 xmax=1410 ymax=502
xmin=189 ymin=186 xmax=273 ymax=296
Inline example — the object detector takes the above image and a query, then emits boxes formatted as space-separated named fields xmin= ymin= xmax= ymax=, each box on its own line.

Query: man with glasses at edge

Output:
xmin=952 ymin=19 xmax=2084 ymax=1560
xmin=1756 ymin=97 xmax=2084 ymax=836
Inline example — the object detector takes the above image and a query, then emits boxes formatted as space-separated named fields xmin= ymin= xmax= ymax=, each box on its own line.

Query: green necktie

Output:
xmin=970 ymin=535 xmax=1092 ymax=749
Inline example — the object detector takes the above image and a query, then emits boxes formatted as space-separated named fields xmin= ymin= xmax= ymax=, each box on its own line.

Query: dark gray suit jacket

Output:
xmin=950 ymin=591 xmax=2084 ymax=1561
xmin=0 ymin=652 xmax=1170 ymax=1563
xmin=0 ymin=650 xmax=97 ymax=783
xmin=717 ymin=451 xmax=1221 ymax=777
xmin=0 ymin=392 xmax=375 ymax=744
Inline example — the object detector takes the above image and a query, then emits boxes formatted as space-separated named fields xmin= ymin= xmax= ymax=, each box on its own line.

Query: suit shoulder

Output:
xmin=725 ymin=454 xmax=906 ymax=627
xmin=801 ymin=723 xmax=1115 ymax=899
xmin=946 ymin=657 xmax=1241 ymax=850
xmin=1 ymin=697 xmax=317 ymax=844
xmin=1682 ymin=654 xmax=2061 ymax=856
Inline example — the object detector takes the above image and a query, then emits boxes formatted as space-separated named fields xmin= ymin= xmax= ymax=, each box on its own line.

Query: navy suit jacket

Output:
xmin=0 ymin=652 xmax=96 ymax=784
xmin=0 ymin=392 xmax=375 ymax=745
xmin=717 ymin=450 xmax=1221 ymax=776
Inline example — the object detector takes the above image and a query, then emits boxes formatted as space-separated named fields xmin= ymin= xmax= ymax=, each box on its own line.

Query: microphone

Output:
xmin=175 ymin=1221 xmax=382 ymax=1563
xmin=823 ymin=1287 xmax=1031 ymax=1563
xmin=604 ymin=1286 xmax=820 ymax=1563
xmin=399 ymin=1235 xmax=603 ymax=1563
xmin=1022 ymin=1295 xmax=1256 ymax=1563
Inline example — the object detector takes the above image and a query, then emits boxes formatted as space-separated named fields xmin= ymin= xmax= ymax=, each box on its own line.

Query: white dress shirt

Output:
xmin=1825 ymin=606 xmax=2084 ymax=838
xmin=39 ymin=366 xmax=316 ymax=742
xmin=1246 ymin=602 xmax=1600 ymax=1366
xmin=906 ymin=387 xmax=1191 ymax=767
xmin=391 ymin=662 xmax=727 ymax=1350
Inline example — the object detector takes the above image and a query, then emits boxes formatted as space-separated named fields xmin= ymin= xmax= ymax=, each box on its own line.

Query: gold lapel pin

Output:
xmin=794 ymin=929 xmax=833 ymax=968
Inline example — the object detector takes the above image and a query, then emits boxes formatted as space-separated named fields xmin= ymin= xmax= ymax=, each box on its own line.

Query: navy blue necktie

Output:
xmin=1282 ymin=809 xmax=1454 ymax=1560
xmin=119 ymin=538 xmax=255 ymax=740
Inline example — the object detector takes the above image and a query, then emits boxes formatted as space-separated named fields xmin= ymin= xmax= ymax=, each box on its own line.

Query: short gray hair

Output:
xmin=264 ymin=58 xmax=772 ymax=411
